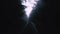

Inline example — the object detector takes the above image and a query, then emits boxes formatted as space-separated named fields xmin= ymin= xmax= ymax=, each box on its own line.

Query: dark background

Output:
xmin=2 ymin=0 xmax=57 ymax=34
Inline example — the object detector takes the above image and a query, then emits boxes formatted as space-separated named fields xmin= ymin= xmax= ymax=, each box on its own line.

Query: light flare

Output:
xmin=21 ymin=0 xmax=39 ymax=18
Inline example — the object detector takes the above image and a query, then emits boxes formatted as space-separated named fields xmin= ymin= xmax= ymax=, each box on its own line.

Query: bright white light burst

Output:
xmin=21 ymin=0 xmax=39 ymax=18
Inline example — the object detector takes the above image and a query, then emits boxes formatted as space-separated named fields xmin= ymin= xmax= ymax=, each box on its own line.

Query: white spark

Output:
xmin=24 ymin=7 xmax=33 ymax=17
xmin=21 ymin=0 xmax=39 ymax=18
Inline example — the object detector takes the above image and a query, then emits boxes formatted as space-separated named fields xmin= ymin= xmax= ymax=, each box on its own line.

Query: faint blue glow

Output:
xmin=21 ymin=0 xmax=39 ymax=18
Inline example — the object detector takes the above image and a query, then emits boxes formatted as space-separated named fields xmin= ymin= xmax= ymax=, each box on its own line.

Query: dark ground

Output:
xmin=1 ymin=0 xmax=58 ymax=34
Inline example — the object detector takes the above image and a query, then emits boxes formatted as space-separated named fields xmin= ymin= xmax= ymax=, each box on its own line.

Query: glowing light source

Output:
xmin=24 ymin=7 xmax=33 ymax=17
xmin=21 ymin=0 xmax=40 ymax=34
xmin=21 ymin=0 xmax=39 ymax=18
